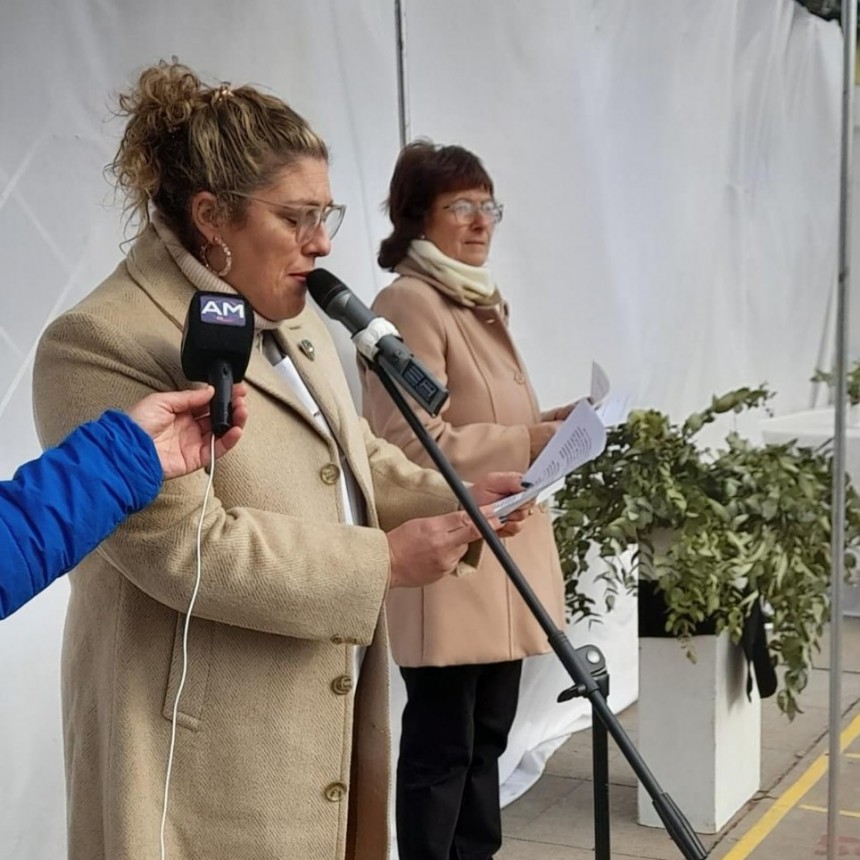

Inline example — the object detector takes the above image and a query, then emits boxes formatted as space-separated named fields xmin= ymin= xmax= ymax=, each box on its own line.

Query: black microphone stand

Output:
xmin=370 ymin=363 xmax=708 ymax=860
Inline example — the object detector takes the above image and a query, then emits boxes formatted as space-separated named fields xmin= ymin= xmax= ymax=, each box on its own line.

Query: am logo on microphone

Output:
xmin=200 ymin=298 xmax=247 ymax=326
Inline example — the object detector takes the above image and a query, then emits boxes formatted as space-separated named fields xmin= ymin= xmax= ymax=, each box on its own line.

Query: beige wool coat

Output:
xmin=32 ymin=228 xmax=474 ymax=860
xmin=360 ymin=262 xmax=566 ymax=667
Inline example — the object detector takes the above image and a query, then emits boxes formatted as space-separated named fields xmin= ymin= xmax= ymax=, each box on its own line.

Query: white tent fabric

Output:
xmin=0 ymin=2 xmax=842 ymax=858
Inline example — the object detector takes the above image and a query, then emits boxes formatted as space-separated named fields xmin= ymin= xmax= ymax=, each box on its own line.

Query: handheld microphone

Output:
xmin=180 ymin=293 xmax=255 ymax=436
xmin=306 ymin=268 xmax=449 ymax=416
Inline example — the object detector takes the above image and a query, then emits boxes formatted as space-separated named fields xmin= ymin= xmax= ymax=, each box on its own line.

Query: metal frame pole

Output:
xmin=592 ymin=674 xmax=611 ymax=860
xmin=828 ymin=4 xmax=856 ymax=859
xmin=394 ymin=0 xmax=410 ymax=148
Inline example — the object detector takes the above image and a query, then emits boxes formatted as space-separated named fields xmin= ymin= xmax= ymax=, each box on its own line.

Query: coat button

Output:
xmin=331 ymin=635 xmax=345 ymax=645
xmin=513 ymin=371 xmax=526 ymax=384
xmin=320 ymin=463 xmax=340 ymax=485
xmin=331 ymin=674 xmax=353 ymax=695
xmin=324 ymin=781 xmax=347 ymax=802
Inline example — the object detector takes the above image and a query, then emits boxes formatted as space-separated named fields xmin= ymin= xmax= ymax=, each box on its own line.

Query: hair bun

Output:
xmin=120 ymin=60 xmax=205 ymax=136
xmin=110 ymin=59 xmax=328 ymax=246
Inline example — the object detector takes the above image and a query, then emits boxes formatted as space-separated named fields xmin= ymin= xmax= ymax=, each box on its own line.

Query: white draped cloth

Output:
xmin=0 ymin=3 xmax=841 ymax=858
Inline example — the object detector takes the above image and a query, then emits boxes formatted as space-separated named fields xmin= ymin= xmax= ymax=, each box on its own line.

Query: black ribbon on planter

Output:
xmin=740 ymin=599 xmax=777 ymax=700
xmin=638 ymin=582 xmax=776 ymax=700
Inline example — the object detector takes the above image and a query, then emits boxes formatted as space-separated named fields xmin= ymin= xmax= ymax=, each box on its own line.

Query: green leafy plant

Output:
xmin=553 ymin=386 xmax=860 ymax=719
xmin=811 ymin=360 xmax=860 ymax=405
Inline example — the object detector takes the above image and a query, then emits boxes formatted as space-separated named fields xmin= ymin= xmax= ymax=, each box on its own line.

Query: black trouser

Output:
xmin=396 ymin=660 xmax=523 ymax=860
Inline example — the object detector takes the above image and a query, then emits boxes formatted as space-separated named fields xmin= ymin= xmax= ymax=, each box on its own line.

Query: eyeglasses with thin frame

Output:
xmin=230 ymin=192 xmax=347 ymax=243
xmin=441 ymin=198 xmax=504 ymax=226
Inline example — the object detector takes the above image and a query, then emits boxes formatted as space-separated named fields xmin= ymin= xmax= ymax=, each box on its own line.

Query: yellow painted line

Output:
xmin=799 ymin=804 xmax=860 ymax=820
xmin=721 ymin=712 xmax=860 ymax=859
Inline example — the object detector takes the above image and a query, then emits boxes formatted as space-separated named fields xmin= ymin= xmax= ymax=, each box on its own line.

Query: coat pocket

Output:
xmin=161 ymin=613 xmax=214 ymax=731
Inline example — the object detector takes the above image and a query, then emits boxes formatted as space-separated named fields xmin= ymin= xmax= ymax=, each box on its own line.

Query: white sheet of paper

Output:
xmin=591 ymin=361 xmax=611 ymax=407
xmin=591 ymin=361 xmax=633 ymax=427
xmin=595 ymin=392 xmax=633 ymax=428
xmin=493 ymin=400 xmax=607 ymax=518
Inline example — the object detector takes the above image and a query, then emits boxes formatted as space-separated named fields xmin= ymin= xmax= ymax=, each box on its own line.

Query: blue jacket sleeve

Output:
xmin=0 ymin=410 xmax=163 ymax=619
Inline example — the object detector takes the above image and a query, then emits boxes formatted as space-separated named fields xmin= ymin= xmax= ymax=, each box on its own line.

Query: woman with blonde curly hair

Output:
xmin=33 ymin=62 xmax=528 ymax=860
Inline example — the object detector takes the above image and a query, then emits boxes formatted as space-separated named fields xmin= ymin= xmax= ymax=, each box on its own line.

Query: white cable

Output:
xmin=159 ymin=433 xmax=217 ymax=860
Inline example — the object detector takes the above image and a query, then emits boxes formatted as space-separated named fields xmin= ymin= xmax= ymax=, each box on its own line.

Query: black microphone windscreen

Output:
xmin=306 ymin=269 xmax=347 ymax=311
xmin=181 ymin=293 xmax=255 ymax=383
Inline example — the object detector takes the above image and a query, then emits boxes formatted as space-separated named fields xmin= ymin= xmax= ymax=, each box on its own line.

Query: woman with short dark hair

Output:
xmin=362 ymin=139 xmax=573 ymax=860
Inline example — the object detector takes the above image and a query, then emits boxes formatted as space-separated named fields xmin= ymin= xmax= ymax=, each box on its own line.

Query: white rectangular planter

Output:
xmin=637 ymin=631 xmax=760 ymax=833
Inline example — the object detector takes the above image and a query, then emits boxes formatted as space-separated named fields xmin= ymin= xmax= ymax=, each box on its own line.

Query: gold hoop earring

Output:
xmin=200 ymin=236 xmax=233 ymax=277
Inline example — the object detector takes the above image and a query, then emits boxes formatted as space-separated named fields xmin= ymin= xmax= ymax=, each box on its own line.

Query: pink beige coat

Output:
xmin=32 ymin=229 xmax=473 ymax=860
xmin=360 ymin=262 xmax=566 ymax=667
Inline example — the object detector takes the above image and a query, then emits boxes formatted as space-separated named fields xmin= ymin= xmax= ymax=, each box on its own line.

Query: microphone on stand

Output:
xmin=306 ymin=268 xmax=449 ymax=416
xmin=180 ymin=293 xmax=255 ymax=436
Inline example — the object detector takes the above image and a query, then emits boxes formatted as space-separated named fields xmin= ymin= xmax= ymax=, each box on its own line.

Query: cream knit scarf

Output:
xmin=151 ymin=211 xmax=281 ymax=334
xmin=406 ymin=239 xmax=500 ymax=307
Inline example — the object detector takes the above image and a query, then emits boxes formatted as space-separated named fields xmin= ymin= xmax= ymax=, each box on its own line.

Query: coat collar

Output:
xmin=126 ymin=225 xmax=345 ymax=444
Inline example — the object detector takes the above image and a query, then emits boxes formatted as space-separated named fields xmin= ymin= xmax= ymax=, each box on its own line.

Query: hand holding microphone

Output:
xmin=126 ymin=384 xmax=249 ymax=479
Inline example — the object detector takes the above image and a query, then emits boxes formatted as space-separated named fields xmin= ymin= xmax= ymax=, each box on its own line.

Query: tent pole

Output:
xmin=828 ymin=3 xmax=855 ymax=859
xmin=395 ymin=0 xmax=410 ymax=148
